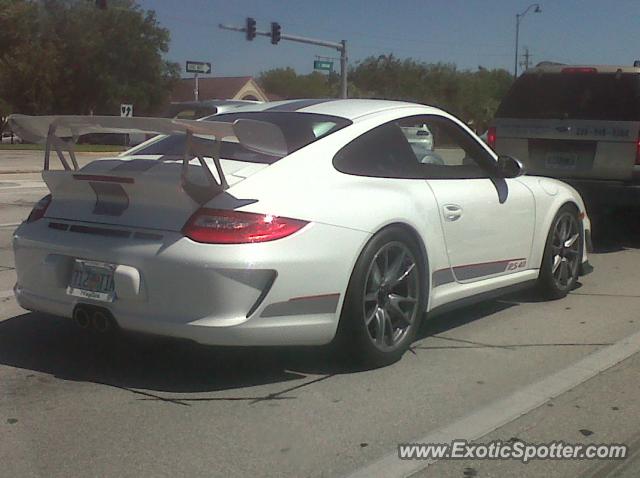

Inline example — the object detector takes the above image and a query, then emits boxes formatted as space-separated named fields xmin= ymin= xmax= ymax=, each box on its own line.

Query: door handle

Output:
xmin=443 ymin=204 xmax=462 ymax=222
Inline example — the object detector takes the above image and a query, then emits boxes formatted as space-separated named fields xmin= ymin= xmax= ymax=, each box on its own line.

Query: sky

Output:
xmin=137 ymin=0 xmax=640 ymax=78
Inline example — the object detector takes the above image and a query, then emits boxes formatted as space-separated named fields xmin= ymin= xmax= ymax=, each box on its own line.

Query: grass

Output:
xmin=0 ymin=143 xmax=126 ymax=152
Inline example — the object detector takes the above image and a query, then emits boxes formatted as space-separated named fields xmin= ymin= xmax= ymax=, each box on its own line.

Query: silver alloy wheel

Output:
xmin=551 ymin=212 xmax=581 ymax=289
xmin=362 ymin=241 xmax=420 ymax=351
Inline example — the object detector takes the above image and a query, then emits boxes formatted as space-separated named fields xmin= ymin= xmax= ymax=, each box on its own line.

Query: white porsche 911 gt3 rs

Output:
xmin=10 ymin=99 xmax=592 ymax=366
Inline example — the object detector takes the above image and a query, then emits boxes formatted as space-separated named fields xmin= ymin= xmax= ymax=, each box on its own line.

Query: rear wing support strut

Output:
xmin=44 ymin=123 xmax=79 ymax=171
xmin=181 ymin=129 xmax=229 ymax=204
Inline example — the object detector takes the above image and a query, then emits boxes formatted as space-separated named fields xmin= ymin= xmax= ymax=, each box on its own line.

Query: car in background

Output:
xmin=1 ymin=131 xmax=22 ymax=144
xmin=489 ymin=63 xmax=640 ymax=213
xmin=400 ymin=123 xmax=437 ymax=163
xmin=123 ymin=100 xmax=263 ymax=147
xmin=165 ymin=99 xmax=262 ymax=120
xmin=10 ymin=99 xmax=591 ymax=367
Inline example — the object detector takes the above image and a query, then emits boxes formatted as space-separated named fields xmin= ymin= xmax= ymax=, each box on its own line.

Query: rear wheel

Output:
xmin=537 ymin=205 xmax=583 ymax=299
xmin=335 ymin=227 xmax=427 ymax=367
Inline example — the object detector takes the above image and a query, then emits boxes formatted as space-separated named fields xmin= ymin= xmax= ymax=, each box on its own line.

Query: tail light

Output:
xmin=26 ymin=194 xmax=52 ymax=223
xmin=636 ymin=132 xmax=640 ymax=165
xmin=487 ymin=126 xmax=497 ymax=150
xmin=182 ymin=208 xmax=309 ymax=244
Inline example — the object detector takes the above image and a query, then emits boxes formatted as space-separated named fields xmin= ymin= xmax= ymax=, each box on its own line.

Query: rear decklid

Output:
xmin=42 ymin=157 xmax=268 ymax=231
xmin=493 ymin=68 xmax=640 ymax=180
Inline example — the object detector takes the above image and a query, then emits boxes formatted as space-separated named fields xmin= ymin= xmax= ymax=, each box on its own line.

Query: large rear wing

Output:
xmin=7 ymin=114 xmax=286 ymax=203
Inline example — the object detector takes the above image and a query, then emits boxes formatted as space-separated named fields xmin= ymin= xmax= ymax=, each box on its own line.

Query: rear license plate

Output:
xmin=67 ymin=260 xmax=116 ymax=302
xmin=545 ymin=153 xmax=577 ymax=170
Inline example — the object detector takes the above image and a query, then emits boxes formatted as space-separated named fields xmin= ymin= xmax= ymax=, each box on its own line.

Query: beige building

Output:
xmin=171 ymin=76 xmax=270 ymax=102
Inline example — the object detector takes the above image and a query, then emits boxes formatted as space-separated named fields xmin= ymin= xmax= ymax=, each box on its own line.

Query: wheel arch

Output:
xmin=537 ymin=200 xmax=582 ymax=269
xmin=332 ymin=220 xmax=431 ymax=351
xmin=350 ymin=221 xmax=431 ymax=309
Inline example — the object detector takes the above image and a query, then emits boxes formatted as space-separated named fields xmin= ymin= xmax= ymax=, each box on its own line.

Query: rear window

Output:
xmin=132 ymin=112 xmax=351 ymax=164
xmin=496 ymin=72 xmax=640 ymax=121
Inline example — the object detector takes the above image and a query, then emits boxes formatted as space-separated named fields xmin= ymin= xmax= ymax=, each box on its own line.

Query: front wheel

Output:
xmin=335 ymin=227 xmax=427 ymax=368
xmin=537 ymin=205 xmax=583 ymax=299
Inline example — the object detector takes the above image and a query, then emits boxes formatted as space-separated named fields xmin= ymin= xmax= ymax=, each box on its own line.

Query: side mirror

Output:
xmin=496 ymin=155 xmax=525 ymax=178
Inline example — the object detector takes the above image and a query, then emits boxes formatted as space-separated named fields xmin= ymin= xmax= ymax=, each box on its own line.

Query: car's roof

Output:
xmin=220 ymin=98 xmax=443 ymax=121
xmin=526 ymin=63 xmax=640 ymax=74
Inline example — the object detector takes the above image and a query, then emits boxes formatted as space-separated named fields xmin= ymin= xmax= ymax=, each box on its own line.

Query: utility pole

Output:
xmin=514 ymin=3 xmax=541 ymax=79
xmin=520 ymin=47 xmax=532 ymax=72
xmin=220 ymin=19 xmax=348 ymax=98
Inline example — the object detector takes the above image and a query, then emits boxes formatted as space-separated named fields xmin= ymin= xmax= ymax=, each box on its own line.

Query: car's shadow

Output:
xmin=0 ymin=295 xmax=529 ymax=397
xmin=0 ymin=210 xmax=636 ymax=397
xmin=0 ymin=312 xmax=344 ymax=396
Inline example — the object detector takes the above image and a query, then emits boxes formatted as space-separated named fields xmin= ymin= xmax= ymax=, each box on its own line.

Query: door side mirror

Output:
xmin=496 ymin=155 xmax=526 ymax=178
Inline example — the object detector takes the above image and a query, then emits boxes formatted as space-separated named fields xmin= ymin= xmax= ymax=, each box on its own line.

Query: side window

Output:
xmin=333 ymin=115 xmax=496 ymax=179
xmin=333 ymin=122 xmax=421 ymax=178
xmin=397 ymin=116 xmax=494 ymax=179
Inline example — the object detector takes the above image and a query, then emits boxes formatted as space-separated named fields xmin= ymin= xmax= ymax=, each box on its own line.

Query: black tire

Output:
xmin=537 ymin=204 xmax=583 ymax=299
xmin=334 ymin=227 xmax=427 ymax=368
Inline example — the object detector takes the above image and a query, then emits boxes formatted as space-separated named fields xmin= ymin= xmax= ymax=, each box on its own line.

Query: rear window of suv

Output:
xmin=496 ymin=72 xmax=640 ymax=121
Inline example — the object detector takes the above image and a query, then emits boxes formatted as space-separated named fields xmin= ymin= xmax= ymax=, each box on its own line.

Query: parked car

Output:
xmin=10 ymin=99 xmax=591 ymax=366
xmin=164 ymin=99 xmax=262 ymax=120
xmin=1 ymin=131 xmax=22 ymax=144
xmin=490 ymin=63 xmax=640 ymax=212
xmin=400 ymin=123 xmax=434 ymax=161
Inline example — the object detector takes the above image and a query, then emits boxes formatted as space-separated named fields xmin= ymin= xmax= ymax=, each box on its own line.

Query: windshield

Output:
xmin=132 ymin=111 xmax=351 ymax=163
xmin=496 ymin=72 xmax=640 ymax=121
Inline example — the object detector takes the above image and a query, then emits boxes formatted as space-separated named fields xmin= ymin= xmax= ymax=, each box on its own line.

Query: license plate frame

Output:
xmin=67 ymin=260 xmax=116 ymax=302
xmin=545 ymin=152 xmax=577 ymax=170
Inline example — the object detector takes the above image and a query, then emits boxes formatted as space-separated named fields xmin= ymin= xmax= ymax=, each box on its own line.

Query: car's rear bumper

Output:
xmin=13 ymin=219 xmax=369 ymax=346
xmin=564 ymin=179 xmax=640 ymax=210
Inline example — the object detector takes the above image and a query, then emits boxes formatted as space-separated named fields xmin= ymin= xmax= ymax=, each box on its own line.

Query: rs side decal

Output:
xmin=433 ymin=258 xmax=527 ymax=286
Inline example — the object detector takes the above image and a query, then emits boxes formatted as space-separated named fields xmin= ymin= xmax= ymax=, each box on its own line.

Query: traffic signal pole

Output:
xmin=219 ymin=22 xmax=348 ymax=98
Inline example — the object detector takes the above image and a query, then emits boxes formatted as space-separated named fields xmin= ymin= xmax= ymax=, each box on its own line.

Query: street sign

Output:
xmin=120 ymin=104 xmax=133 ymax=117
xmin=314 ymin=60 xmax=333 ymax=71
xmin=186 ymin=61 xmax=212 ymax=74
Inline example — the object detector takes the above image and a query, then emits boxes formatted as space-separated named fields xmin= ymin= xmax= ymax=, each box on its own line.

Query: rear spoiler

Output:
xmin=7 ymin=114 xmax=280 ymax=204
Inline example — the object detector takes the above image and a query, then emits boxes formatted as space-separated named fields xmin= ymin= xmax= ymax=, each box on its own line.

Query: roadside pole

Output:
xmin=185 ymin=61 xmax=212 ymax=101
xmin=340 ymin=40 xmax=347 ymax=99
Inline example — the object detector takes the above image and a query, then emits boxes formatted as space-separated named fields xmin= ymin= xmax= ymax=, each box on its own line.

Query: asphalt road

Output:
xmin=1 ymin=151 xmax=639 ymax=477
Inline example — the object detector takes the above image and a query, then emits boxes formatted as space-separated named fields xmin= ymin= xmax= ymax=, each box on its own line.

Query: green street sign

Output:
xmin=314 ymin=60 xmax=333 ymax=71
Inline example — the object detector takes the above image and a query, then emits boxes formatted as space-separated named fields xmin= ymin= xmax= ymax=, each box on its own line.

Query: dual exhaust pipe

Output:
xmin=73 ymin=306 xmax=114 ymax=333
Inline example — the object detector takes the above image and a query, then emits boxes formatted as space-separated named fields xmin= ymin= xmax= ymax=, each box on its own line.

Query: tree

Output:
xmin=0 ymin=0 xmax=179 ymax=116
xmin=349 ymin=55 xmax=512 ymax=130
xmin=258 ymin=55 xmax=512 ymax=130
xmin=258 ymin=67 xmax=336 ymax=99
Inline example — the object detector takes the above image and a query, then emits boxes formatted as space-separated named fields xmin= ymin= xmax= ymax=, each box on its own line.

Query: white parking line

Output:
xmin=0 ymin=222 xmax=21 ymax=228
xmin=345 ymin=328 xmax=640 ymax=478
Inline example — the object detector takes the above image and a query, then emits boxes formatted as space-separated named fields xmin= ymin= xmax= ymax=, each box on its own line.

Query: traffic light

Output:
xmin=271 ymin=22 xmax=281 ymax=45
xmin=246 ymin=17 xmax=256 ymax=41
